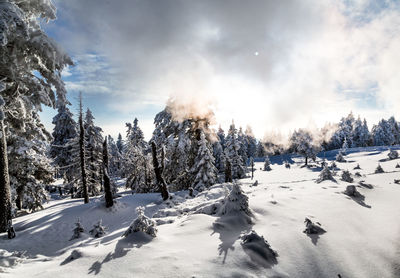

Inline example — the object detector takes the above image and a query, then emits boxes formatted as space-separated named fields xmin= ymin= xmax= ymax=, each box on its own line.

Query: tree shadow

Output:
xmin=211 ymin=215 xmax=253 ymax=264
xmin=344 ymin=192 xmax=371 ymax=208
xmin=305 ymin=230 xmax=326 ymax=245
xmin=358 ymin=181 xmax=373 ymax=189
xmin=88 ymin=232 xmax=153 ymax=275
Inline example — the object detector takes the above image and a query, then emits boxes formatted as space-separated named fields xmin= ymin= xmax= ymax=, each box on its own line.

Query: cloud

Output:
xmin=44 ymin=0 xmax=400 ymax=139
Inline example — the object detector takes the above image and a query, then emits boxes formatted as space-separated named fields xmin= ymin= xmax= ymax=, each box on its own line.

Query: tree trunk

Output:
xmin=0 ymin=120 xmax=12 ymax=233
xmin=225 ymin=160 xmax=232 ymax=182
xmin=151 ymin=141 xmax=169 ymax=200
xmin=79 ymin=97 xmax=89 ymax=204
xmin=305 ymin=156 xmax=308 ymax=166
xmin=103 ymin=138 xmax=113 ymax=208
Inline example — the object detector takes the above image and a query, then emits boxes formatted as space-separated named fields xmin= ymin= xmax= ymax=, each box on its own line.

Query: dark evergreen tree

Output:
xmin=103 ymin=138 xmax=113 ymax=208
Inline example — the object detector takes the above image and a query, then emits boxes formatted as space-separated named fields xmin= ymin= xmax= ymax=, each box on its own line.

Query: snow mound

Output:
xmin=0 ymin=250 xmax=25 ymax=270
xmin=240 ymin=230 xmax=278 ymax=267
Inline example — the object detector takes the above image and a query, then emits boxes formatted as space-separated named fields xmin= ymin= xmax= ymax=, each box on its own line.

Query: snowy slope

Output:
xmin=1 ymin=147 xmax=400 ymax=277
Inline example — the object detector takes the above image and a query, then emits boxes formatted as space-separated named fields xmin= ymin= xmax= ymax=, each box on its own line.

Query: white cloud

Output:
xmin=48 ymin=0 xmax=400 ymax=138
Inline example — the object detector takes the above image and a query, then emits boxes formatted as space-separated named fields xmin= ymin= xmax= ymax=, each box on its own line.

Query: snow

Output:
xmin=1 ymin=147 xmax=400 ymax=277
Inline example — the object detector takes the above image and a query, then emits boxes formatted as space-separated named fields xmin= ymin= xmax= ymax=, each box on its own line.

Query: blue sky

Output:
xmin=40 ymin=0 xmax=400 ymax=140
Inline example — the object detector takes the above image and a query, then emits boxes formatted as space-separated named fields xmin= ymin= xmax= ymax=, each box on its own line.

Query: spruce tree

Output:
xmin=191 ymin=131 xmax=217 ymax=192
xmin=78 ymin=95 xmax=89 ymax=204
xmin=225 ymin=122 xmax=246 ymax=179
xmin=103 ymin=138 xmax=114 ymax=208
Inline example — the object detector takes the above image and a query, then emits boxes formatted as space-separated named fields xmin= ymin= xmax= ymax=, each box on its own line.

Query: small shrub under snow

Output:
xmin=336 ymin=151 xmax=346 ymax=162
xmin=344 ymin=185 xmax=358 ymax=196
xmin=316 ymin=165 xmax=334 ymax=183
xmin=396 ymin=163 xmax=400 ymax=169
xmin=388 ymin=149 xmax=399 ymax=160
xmin=220 ymin=182 xmax=252 ymax=217
xmin=123 ymin=206 xmax=157 ymax=238
xmin=285 ymin=161 xmax=291 ymax=169
xmin=303 ymin=218 xmax=325 ymax=234
xmin=330 ymin=161 xmax=337 ymax=169
xmin=375 ymin=164 xmax=384 ymax=173
xmin=353 ymin=164 xmax=361 ymax=170
xmin=263 ymin=157 xmax=272 ymax=171
xmin=354 ymin=172 xmax=362 ymax=178
xmin=89 ymin=220 xmax=107 ymax=238
xmin=70 ymin=219 xmax=84 ymax=240
xmin=341 ymin=170 xmax=353 ymax=183
xmin=240 ymin=230 xmax=278 ymax=263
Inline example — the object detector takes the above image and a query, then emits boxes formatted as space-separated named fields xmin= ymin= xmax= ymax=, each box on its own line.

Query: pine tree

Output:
xmin=225 ymin=122 xmax=246 ymax=179
xmin=107 ymin=135 xmax=123 ymax=177
xmin=372 ymin=119 xmax=394 ymax=146
xmin=78 ymin=95 xmax=89 ymax=204
xmin=263 ymin=156 xmax=272 ymax=171
xmin=237 ymin=127 xmax=248 ymax=166
xmin=84 ymin=109 xmax=103 ymax=196
xmin=220 ymin=182 xmax=252 ymax=218
xmin=116 ymin=133 xmax=124 ymax=154
xmin=256 ymin=141 xmax=266 ymax=158
xmin=191 ymin=131 xmax=217 ymax=192
xmin=0 ymin=0 xmax=72 ymax=226
xmin=341 ymin=137 xmax=349 ymax=154
xmin=213 ymin=140 xmax=225 ymax=173
xmin=50 ymin=102 xmax=77 ymax=183
xmin=122 ymin=206 xmax=157 ymax=238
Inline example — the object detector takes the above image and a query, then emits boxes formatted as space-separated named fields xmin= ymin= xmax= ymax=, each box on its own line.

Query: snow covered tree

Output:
xmin=316 ymin=165 xmax=334 ymax=183
xmin=289 ymin=129 xmax=320 ymax=166
xmin=213 ymin=140 xmax=225 ymax=173
xmin=372 ymin=119 xmax=395 ymax=146
xmin=388 ymin=117 xmax=400 ymax=145
xmin=78 ymin=95 xmax=89 ymax=203
xmin=89 ymin=220 xmax=106 ymax=238
xmin=336 ymin=151 xmax=346 ymax=162
xmin=341 ymin=170 xmax=353 ymax=183
xmin=50 ymin=102 xmax=77 ymax=183
xmin=256 ymin=141 xmax=266 ymax=158
xmin=122 ymin=206 xmax=157 ymax=238
xmin=245 ymin=126 xmax=257 ymax=159
xmin=107 ymin=135 xmax=123 ymax=177
xmin=375 ymin=164 xmax=384 ymax=173
xmin=237 ymin=127 xmax=248 ymax=166
xmin=116 ymin=133 xmax=124 ymax=153
xmin=263 ymin=156 xmax=271 ymax=171
xmin=341 ymin=137 xmax=349 ymax=154
xmin=191 ymin=131 xmax=217 ymax=192
xmin=330 ymin=112 xmax=355 ymax=149
xmin=124 ymin=118 xmax=156 ymax=193
xmin=84 ymin=109 xmax=103 ymax=196
xmin=70 ymin=218 xmax=84 ymax=240
xmin=303 ymin=218 xmax=325 ymax=234
xmin=352 ymin=117 xmax=370 ymax=147
xmin=225 ymin=122 xmax=246 ymax=179
xmin=217 ymin=126 xmax=226 ymax=148
xmin=220 ymin=182 xmax=252 ymax=220
xmin=0 ymin=0 xmax=72 ymax=225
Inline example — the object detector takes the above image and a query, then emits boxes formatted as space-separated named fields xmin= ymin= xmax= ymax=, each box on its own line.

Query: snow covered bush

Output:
xmin=353 ymin=164 xmax=361 ymax=170
xmin=396 ymin=163 xmax=400 ymax=169
xmin=220 ymin=182 xmax=252 ymax=217
xmin=285 ymin=161 xmax=290 ymax=169
xmin=240 ymin=230 xmax=278 ymax=263
xmin=70 ymin=219 xmax=84 ymax=240
xmin=89 ymin=220 xmax=106 ymax=238
xmin=303 ymin=218 xmax=325 ymax=234
xmin=344 ymin=185 xmax=358 ymax=197
xmin=341 ymin=170 xmax=353 ymax=183
xmin=316 ymin=165 xmax=334 ymax=183
xmin=123 ymin=206 xmax=157 ymax=238
xmin=263 ymin=156 xmax=271 ymax=171
xmin=354 ymin=172 xmax=362 ymax=178
xmin=388 ymin=149 xmax=398 ymax=160
xmin=330 ymin=161 xmax=337 ymax=169
xmin=375 ymin=164 xmax=384 ymax=174
xmin=336 ymin=151 xmax=346 ymax=162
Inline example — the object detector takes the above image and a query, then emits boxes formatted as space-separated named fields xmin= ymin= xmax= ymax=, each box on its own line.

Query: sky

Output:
xmin=40 ymin=0 xmax=400 ymax=140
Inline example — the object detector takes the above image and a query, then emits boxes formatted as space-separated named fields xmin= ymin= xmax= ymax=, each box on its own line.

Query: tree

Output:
xmin=263 ymin=156 xmax=272 ymax=171
xmin=256 ymin=141 xmax=266 ymax=158
xmin=237 ymin=127 xmax=248 ymax=166
xmin=84 ymin=109 xmax=103 ymax=196
xmin=50 ymin=102 xmax=77 ymax=182
xmin=249 ymin=157 xmax=255 ymax=180
xmin=225 ymin=122 xmax=246 ymax=179
xmin=245 ymin=126 xmax=257 ymax=159
xmin=0 ymin=0 xmax=72 ymax=226
xmin=116 ymin=133 xmax=124 ymax=153
xmin=78 ymin=95 xmax=89 ymax=204
xmin=151 ymin=141 xmax=169 ymax=200
xmin=372 ymin=119 xmax=394 ymax=146
xmin=289 ymin=129 xmax=320 ymax=166
xmin=103 ymin=138 xmax=113 ymax=208
xmin=191 ymin=131 xmax=217 ymax=192
xmin=352 ymin=117 xmax=370 ymax=147
xmin=122 ymin=206 xmax=157 ymax=238
xmin=0 ymin=95 xmax=12 ymax=233
xmin=212 ymin=140 xmax=225 ymax=173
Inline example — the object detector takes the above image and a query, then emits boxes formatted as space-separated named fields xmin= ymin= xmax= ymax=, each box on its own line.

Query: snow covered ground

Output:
xmin=1 ymin=147 xmax=400 ymax=277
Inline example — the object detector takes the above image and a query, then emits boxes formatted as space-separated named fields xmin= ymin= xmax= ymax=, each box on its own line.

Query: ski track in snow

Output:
xmin=1 ymin=147 xmax=400 ymax=277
